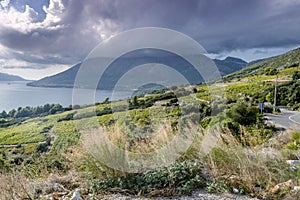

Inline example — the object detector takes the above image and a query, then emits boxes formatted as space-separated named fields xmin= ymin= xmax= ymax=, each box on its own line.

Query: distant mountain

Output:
xmin=28 ymin=51 xmax=248 ymax=89
xmin=27 ymin=63 xmax=81 ymax=88
xmin=225 ymin=47 xmax=300 ymax=80
xmin=213 ymin=56 xmax=248 ymax=76
xmin=0 ymin=72 xmax=27 ymax=81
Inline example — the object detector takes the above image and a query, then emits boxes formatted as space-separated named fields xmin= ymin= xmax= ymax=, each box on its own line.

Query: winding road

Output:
xmin=265 ymin=109 xmax=300 ymax=130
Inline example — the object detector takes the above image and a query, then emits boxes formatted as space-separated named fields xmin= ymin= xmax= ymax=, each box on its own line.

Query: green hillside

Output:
xmin=225 ymin=47 xmax=300 ymax=80
xmin=222 ymin=47 xmax=300 ymax=110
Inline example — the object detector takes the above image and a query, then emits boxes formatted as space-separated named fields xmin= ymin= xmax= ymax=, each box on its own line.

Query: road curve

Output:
xmin=265 ymin=109 xmax=300 ymax=130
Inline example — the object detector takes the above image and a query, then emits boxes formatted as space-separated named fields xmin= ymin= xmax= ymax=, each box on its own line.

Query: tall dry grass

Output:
xmin=203 ymin=127 xmax=300 ymax=198
xmin=0 ymin=171 xmax=35 ymax=199
xmin=81 ymin=120 xmax=203 ymax=173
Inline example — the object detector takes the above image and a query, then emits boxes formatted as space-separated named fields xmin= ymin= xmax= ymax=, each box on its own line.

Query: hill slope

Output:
xmin=214 ymin=56 xmax=247 ymax=75
xmin=225 ymin=47 xmax=300 ymax=80
xmin=0 ymin=72 xmax=27 ymax=81
xmin=27 ymin=63 xmax=81 ymax=88
xmin=27 ymin=56 xmax=247 ymax=89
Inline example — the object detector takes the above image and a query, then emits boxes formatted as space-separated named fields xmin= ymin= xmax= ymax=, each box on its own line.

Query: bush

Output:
xmin=0 ymin=157 xmax=9 ymax=171
xmin=285 ymin=131 xmax=300 ymax=150
xmin=57 ymin=113 xmax=75 ymax=122
xmin=292 ymin=71 xmax=300 ymax=80
xmin=36 ymin=137 xmax=51 ymax=153
xmin=264 ymin=67 xmax=277 ymax=75
xmin=225 ymin=102 xmax=259 ymax=126
xmin=200 ymin=117 xmax=211 ymax=128
xmin=96 ymin=107 xmax=112 ymax=116
xmin=264 ymin=105 xmax=273 ymax=113
xmin=91 ymin=160 xmax=205 ymax=196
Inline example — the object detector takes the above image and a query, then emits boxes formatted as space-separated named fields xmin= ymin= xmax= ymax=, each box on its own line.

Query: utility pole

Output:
xmin=273 ymin=70 xmax=278 ymax=112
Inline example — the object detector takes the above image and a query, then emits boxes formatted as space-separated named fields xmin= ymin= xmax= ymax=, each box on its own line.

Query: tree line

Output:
xmin=0 ymin=103 xmax=71 ymax=119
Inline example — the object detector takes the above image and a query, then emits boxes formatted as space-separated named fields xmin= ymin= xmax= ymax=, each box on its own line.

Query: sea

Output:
xmin=0 ymin=81 xmax=131 ymax=112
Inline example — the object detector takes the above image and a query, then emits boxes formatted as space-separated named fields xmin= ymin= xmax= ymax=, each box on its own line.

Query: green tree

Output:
xmin=15 ymin=107 xmax=32 ymax=118
xmin=103 ymin=97 xmax=110 ymax=104
xmin=8 ymin=109 xmax=16 ymax=118
xmin=266 ymin=92 xmax=273 ymax=103
xmin=264 ymin=67 xmax=277 ymax=75
xmin=0 ymin=110 xmax=8 ymax=118
xmin=49 ymin=104 xmax=63 ymax=114
xmin=132 ymin=96 xmax=138 ymax=106
xmin=292 ymin=71 xmax=300 ymax=80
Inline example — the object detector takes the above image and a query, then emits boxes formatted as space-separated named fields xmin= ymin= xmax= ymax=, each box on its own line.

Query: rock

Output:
xmin=53 ymin=183 xmax=66 ymax=192
xmin=289 ymin=166 xmax=297 ymax=172
xmin=233 ymin=187 xmax=239 ymax=194
xmin=52 ymin=192 xmax=67 ymax=200
xmin=293 ymin=186 xmax=300 ymax=191
xmin=70 ymin=189 xmax=83 ymax=200
xmin=269 ymin=180 xmax=294 ymax=194
xmin=286 ymin=160 xmax=300 ymax=165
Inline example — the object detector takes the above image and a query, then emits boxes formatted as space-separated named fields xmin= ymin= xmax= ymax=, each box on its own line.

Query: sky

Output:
xmin=0 ymin=0 xmax=300 ymax=80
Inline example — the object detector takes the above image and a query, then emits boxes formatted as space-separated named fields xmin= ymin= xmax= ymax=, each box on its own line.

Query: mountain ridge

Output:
xmin=0 ymin=72 xmax=27 ymax=81
xmin=27 ymin=56 xmax=248 ymax=89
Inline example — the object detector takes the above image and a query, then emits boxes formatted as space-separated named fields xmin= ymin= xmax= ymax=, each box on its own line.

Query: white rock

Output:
xmin=233 ymin=188 xmax=239 ymax=194
xmin=70 ymin=190 xmax=83 ymax=200
xmin=293 ymin=186 xmax=300 ymax=191
xmin=286 ymin=160 xmax=300 ymax=165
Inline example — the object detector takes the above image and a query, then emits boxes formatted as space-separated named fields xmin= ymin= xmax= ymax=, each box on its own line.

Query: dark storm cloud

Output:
xmin=0 ymin=0 xmax=300 ymax=65
xmin=105 ymin=0 xmax=300 ymax=53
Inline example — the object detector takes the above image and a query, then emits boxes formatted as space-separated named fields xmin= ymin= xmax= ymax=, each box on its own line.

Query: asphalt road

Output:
xmin=265 ymin=109 xmax=300 ymax=130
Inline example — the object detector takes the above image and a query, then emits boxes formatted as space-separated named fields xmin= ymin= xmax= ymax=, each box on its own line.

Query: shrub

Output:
xmin=225 ymin=102 xmax=259 ymax=126
xmin=200 ymin=117 xmax=211 ymax=128
xmin=36 ymin=137 xmax=51 ymax=153
xmin=264 ymin=67 xmax=277 ymax=75
xmin=285 ymin=131 xmax=300 ymax=150
xmin=0 ymin=157 xmax=9 ymax=171
xmin=292 ymin=71 xmax=300 ymax=80
xmin=91 ymin=160 xmax=205 ymax=196
xmin=264 ymin=105 xmax=273 ymax=113
xmin=57 ymin=113 xmax=76 ymax=122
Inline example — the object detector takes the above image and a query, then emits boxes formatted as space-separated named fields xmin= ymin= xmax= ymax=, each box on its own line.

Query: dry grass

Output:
xmin=81 ymin=120 xmax=202 ymax=173
xmin=0 ymin=171 xmax=35 ymax=199
xmin=0 ymin=169 xmax=86 ymax=199
xmin=203 ymin=127 xmax=300 ymax=199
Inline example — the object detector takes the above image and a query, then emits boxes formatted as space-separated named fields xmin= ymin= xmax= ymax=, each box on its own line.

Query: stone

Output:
xmin=70 ymin=189 xmax=83 ymax=200
xmin=52 ymin=192 xmax=67 ymax=200
xmin=293 ymin=186 xmax=300 ymax=191
xmin=289 ymin=166 xmax=297 ymax=172
xmin=269 ymin=180 xmax=294 ymax=194
xmin=233 ymin=188 xmax=239 ymax=194
xmin=286 ymin=160 xmax=300 ymax=165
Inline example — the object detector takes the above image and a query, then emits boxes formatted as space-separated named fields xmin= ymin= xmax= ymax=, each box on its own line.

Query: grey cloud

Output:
xmin=3 ymin=65 xmax=47 ymax=69
xmin=0 ymin=0 xmax=300 ymax=66
xmin=83 ymin=0 xmax=300 ymax=52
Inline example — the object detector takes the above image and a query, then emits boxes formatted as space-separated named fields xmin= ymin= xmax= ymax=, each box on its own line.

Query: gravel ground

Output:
xmin=102 ymin=190 xmax=259 ymax=200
